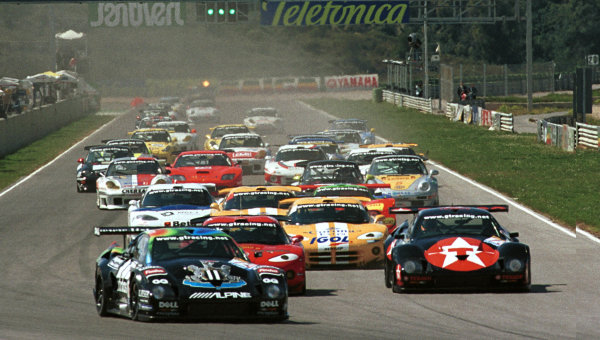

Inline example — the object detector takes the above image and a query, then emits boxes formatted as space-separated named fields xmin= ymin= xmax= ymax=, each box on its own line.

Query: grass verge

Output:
xmin=304 ymin=97 xmax=600 ymax=233
xmin=0 ymin=114 xmax=114 ymax=190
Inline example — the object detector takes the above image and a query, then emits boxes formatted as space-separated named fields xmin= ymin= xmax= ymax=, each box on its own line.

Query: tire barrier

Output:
xmin=445 ymin=103 xmax=514 ymax=132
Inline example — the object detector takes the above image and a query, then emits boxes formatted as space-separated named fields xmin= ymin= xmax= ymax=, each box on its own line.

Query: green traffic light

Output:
xmin=207 ymin=8 xmax=214 ymax=15
xmin=218 ymin=8 xmax=225 ymax=15
xmin=229 ymin=8 xmax=236 ymax=15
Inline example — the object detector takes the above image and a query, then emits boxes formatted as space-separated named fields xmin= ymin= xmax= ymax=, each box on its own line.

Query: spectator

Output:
xmin=468 ymin=84 xmax=478 ymax=100
xmin=457 ymin=82 xmax=468 ymax=101
xmin=414 ymin=82 xmax=423 ymax=97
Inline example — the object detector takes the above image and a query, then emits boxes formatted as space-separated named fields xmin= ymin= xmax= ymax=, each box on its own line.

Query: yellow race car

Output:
xmin=211 ymin=185 xmax=302 ymax=217
xmin=283 ymin=197 xmax=389 ymax=269
xmin=204 ymin=124 xmax=251 ymax=150
xmin=129 ymin=128 xmax=179 ymax=164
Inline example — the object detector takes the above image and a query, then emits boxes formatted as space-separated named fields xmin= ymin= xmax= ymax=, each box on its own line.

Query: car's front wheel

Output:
xmin=95 ymin=269 xmax=108 ymax=316
xmin=130 ymin=282 xmax=141 ymax=321
xmin=384 ymin=261 xmax=394 ymax=288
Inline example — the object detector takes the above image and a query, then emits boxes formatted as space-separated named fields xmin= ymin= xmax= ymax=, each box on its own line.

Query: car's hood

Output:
xmin=133 ymin=204 xmax=212 ymax=212
xmin=245 ymin=116 xmax=279 ymax=125
xmin=241 ymin=243 xmax=303 ymax=265
xmin=284 ymin=222 xmax=387 ymax=250
xmin=108 ymin=174 xmax=157 ymax=187
xmin=375 ymin=174 xmax=423 ymax=190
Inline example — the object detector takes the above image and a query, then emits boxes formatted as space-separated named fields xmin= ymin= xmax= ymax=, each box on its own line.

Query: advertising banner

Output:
xmin=324 ymin=74 xmax=378 ymax=90
xmin=480 ymin=109 xmax=492 ymax=126
xmin=89 ymin=2 xmax=186 ymax=27
xmin=261 ymin=1 xmax=409 ymax=26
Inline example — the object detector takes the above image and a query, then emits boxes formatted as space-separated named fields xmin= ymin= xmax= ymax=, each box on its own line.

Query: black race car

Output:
xmin=384 ymin=205 xmax=530 ymax=292
xmin=76 ymin=145 xmax=132 ymax=192
xmin=295 ymin=160 xmax=364 ymax=185
xmin=103 ymin=138 xmax=152 ymax=158
xmin=93 ymin=226 xmax=288 ymax=321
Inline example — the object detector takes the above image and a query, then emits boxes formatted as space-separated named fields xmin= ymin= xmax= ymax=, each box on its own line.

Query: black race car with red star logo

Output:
xmin=384 ymin=205 xmax=530 ymax=292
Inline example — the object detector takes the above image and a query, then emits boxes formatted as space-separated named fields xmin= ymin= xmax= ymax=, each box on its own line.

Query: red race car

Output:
xmin=202 ymin=215 xmax=306 ymax=295
xmin=165 ymin=151 xmax=243 ymax=190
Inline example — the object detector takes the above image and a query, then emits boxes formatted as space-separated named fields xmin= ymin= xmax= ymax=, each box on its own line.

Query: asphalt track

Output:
xmin=0 ymin=93 xmax=598 ymax=339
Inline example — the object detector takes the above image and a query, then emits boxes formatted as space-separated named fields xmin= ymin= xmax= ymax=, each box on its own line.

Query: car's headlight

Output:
xmin=269 ymin=253 xmax=299 ymax=263
xmin=357 ymin=231 xmax=384 ymax=242
xmin=418 ymin=181 xmax=430 ymax=191
xmin=266 ymin=284 xmax=282 ymax=299
xmin=152 ymin=286 xmax=166 ymax=299
xmin=402 ymin=259 xmax=423 ymax=274
xmin=170 ymin=175 xmax=186 ymax=182
xmin=507 ymin=258 xmax=523 ymax=272
xmin=221 ymin=173 xmax=236 ymax=180
xmin=106 ymin=181 xmax=120 ymax=190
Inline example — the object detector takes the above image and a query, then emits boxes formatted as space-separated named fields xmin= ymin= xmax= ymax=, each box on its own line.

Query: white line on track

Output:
xmin=299 ymin=100 xmax=585 ymax=241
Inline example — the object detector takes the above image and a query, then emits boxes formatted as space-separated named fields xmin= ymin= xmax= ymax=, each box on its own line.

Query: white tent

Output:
xmin=55 ymin=29 xmax=85 ymax=40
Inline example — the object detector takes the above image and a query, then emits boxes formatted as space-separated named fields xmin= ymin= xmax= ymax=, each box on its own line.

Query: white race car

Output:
xmin=243 ymin=107 xmax=284 ymax=134
xmin=128 ymin=183 xmax=217 ymax=227
xmin=318 ymin=129 xmax=363 ymax=155
xmin=218 ymin=133 xmax=270 ymax=174
xmin=156 ymin=120 xmax=199 ymax=152
xmin=96 ymin=157 xmax=171 ymax=210
xmin=186 ymin=98 xmax=219 ymax=123
xmin=264 ymin=144 xmax=327 ymax=185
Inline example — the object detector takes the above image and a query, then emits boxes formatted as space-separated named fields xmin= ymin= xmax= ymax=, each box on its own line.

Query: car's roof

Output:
xmin=221 ymin=133 xmax=262 ymax=139
xmin=145 ymin=183 xmax=212 ymax=192
xmin=416 ymin=206 xmax=495 ymax=217
xmin=156 ymin=121 xmax=188 ymax=126
xmin=106 ymin=138 xmax=146 ymax=145
xmin=131 ymin=128 xmax=170 ymax=133
xmin=347 ymin=147 xmax=400 ymax=155
xmin=372 ymin=155 xmax=422 ymax=162
xmin=306 ymin=160 xmax=359 ymax=167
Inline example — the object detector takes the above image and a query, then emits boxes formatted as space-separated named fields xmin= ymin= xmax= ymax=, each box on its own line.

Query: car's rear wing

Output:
xmin=298 ymin=183 xmax=390 ymax=193
xmin=389 ymin=205 xmax=509 ymax=214
xmin=94 ymin=226 xmax=164 ymax=237
xmin=360 ymin=143 xmax=418 ymax=149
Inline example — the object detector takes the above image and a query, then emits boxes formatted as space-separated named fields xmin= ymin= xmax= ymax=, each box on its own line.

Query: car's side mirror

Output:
xmin=291 ymin=235 xmax=304 ymax=244
xmin=430 ymin=169 xmax=439 ymax=176
xmin=509 ymin=232 xmax=519 ymax=238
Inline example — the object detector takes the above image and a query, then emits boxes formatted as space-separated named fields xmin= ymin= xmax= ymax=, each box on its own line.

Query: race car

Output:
xmin=218 ymin=133 xmax=270 ymax=175
xmin=346 ymin=146 xmax=414 ymax=176
xmin=204 ymin=124 xmax=251 ymax=150
xmin=294 ymin=160 xmax=364 ymax=186
xmin=243 ymin=107 xmax=284 ymax=134
xmin=328 ymin=118 xmax=376 ymax=144
xmin=283 ymin=197 xmax=389 ymax=268
xmin=156 ymin=120 xmax=199 ymax=152
xmin=212 ymin=185 xmax=300 ymax=218
xmin=288 ymin=135 xmax=344 ymax=160
xmin=129 ymin=128 xmax=179 ymax=164
xmin=135 ymin=108 xmax=170 ymax=129
xmin=165 ymin=151 xmax=243 ymax=190
xmin=77 ymin=145 xmax=133 ymax=192
xmin=317 ymin=129 xmax=362 ymax=155
xmin=366 ymin=155 xmax=439 ymax=207
xmin=384 ymin=205 xmax=530 ymax=292
xmin=202 ymin=215 xmax=306 ymax=295
xmin=94 ymin=227 xmax=288 ymax=321
xmin=103 ymin=138 xmax=151 ymax=158
xmin=186 ymin=98 xmax=219 ymax=123
xmin=264 ymin=144 xmax=328 ymax=185
xmin=128 ymin=183 xmax=217 ymax=227
xmin=96 ymin=157 xmax=171 ymax=210
xmin=312 ymin=184 xmax=396 ymax=224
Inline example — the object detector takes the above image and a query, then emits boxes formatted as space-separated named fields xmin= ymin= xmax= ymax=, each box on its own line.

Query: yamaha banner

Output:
xmin=261 ymin=0 xmax=409 ymax=26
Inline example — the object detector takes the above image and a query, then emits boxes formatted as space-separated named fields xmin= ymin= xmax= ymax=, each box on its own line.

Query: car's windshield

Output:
xmin=211 ymin=126 xmax=249 ymax=138
xmin=346 ymin=151 xmax=396 ymax=165
xmin=275 ymin=149 xmax=326 ymax=162
xmin=250 ymin=108 xmax=277 ymax=117
xmin=131 ymin=131 xmax=170 ymax=143
xmin=151 ymin=235 xmax=244 ymax=261
xmin=207 ymin=222 xmax=289 ymax=245
xmin=106 ymin=160 xmax=160 ymax=176
xmin=369 ymin=159 xmax=426 ymax=176
xmin=314 ymin=187 xmax=370 ymax=198
xmin=223 ymin=191 xmax=294 ymax=210
xmin=220 ymin=136 xmax=262 ymax=148
xmin=289 ymin=203 xmax=370 ymax=224
xmin=141 ymin=188 xmax=213 ymax=207
xmin=303 ymin=164 xmax=362 ymax=184
xmin=87 ymin=148 xmax=130 ymax=164
xmin=327 ymin=132 xmax=362 ymax=144
xmin=412 ymin=214 xmax=504 ymax=239
xmin=111 ymin=141 xmax=149 ymax=154
xmin=174 ymin=153 xmax=231 ymax=167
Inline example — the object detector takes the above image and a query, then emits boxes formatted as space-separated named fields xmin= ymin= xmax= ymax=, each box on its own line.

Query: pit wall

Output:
xmin=0 ymin=95 xmax=100 ymax=158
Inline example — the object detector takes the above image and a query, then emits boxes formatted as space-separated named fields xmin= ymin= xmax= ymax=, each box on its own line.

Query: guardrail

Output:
xmin=576 ymin=122 xmax=600 ymax=149
xmin=382 ymin=90 xmax=433 ymax=113
xmin=445 ymin=103 xmax=514 ymax=132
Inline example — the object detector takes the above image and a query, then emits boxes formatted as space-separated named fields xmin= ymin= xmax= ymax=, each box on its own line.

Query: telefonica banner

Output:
xmin=89 ymin=2 xmax=186 ymax=27
xmin=260 ymin=0 xmax=409 ymax=26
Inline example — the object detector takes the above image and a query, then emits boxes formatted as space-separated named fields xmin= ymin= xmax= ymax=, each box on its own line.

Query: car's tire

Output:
xmin=130 ymin=281 xmax=141 ymax=321
xmin=77 ymin=183 xmax=83 ymax=193
xmin=384 ymin=261 xmax=393 ymax=288
xmin=95 ymin=270 xmax=109 ymax=316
